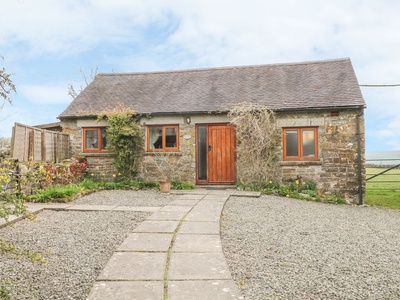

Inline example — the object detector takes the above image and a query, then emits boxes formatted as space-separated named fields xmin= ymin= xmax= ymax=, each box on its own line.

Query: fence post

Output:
xmin=41 ymin=131 xmax=46 ymax=162
xmin=28 ymin=130 xmax=34 ymax=161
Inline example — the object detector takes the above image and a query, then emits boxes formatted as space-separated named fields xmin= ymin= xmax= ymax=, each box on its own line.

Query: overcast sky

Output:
xmin=1 ymin=0 xmax=400 ymax=152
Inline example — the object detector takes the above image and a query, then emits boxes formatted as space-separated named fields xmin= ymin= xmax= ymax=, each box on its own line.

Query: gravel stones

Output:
xmin=221 ymin=195 xmax=400 ymax=299
xmin=0 ymin=190 xmax=173 ymax=300
xmin=73 ymin=190 xmax=176 ymax=206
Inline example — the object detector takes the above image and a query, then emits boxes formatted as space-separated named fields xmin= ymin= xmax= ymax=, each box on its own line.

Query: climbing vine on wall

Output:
xmin=98 ymin=104 xmax=144 ymax=179
xmin=228 ymin=102 xmax=280 ymax=184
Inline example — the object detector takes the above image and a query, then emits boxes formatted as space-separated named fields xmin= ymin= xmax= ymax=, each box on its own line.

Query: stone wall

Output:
xmin=60 ymin=108 xmax=365 ymax=203
xmin=277 ymin=108 xmax=365 ymax=203
xmin=61 ymin=118 xmax=117 ymax=180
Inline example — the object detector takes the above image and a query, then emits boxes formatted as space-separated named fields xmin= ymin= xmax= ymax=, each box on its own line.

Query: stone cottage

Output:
xmin=58 ymin=58 xmax=366 ymax=202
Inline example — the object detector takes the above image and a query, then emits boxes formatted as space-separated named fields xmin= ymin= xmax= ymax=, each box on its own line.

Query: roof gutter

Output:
xmin=58 ymin=105 xmax=366 ymax=120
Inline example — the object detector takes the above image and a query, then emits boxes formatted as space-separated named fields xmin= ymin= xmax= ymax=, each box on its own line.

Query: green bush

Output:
xmin=238 ymin=180 xmax=345 ymax=205
xmin=79 ymin=177 xmax=103 ymax=189
xmin=28 ymin=185 xmax=81 ymax=203
xmin=301 ymin=189 xmax=317 ymax=197
xmin=135 ymin=181 xmax=159 ymax=189
xmin=171 ymin=181 xmax=195 ymax=190
xmin=98 ymin=105 xmax=144 ymax=179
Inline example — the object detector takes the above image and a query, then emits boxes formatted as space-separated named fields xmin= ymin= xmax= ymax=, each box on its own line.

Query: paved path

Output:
xmin=1 ymin=189 xmax=260 ymax=299
xmin=88 ymin=189 xmax=260 ymax=300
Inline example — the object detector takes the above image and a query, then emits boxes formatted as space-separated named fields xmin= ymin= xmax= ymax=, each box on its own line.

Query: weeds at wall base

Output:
xmin=26 ymin=178 xmax=195 ymax=203
xmin=237 ymin=181 xmax=346 ymax=205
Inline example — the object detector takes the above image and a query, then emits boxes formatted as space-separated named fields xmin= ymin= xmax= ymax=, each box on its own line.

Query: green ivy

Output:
xmin=98 ymin=105 xmax=144 ymax=180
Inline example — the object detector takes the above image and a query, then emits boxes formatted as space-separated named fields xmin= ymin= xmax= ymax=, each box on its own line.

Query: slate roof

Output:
xmin=58 ymin=58 xmax=365 ymax=118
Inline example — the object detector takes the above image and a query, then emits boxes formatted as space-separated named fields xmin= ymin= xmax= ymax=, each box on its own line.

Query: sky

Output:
xmin=1 ymin=0 xmax=400 ymax=152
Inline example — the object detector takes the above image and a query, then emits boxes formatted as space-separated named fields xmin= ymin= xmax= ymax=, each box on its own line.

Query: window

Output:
xmin=283 ymin=127 xmax=318 ymax=160
xmin=83 ymin=128 xmax=107 ymax=152
xmin=147 ymin=125 xmax=179 ymax=151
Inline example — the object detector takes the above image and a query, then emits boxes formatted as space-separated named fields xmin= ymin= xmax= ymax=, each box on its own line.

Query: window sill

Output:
xmin=280 ymin=160 xmax=322 ymax=166
xmin=144 ymin=152 xmax=182 ymax=156
xmin=80 ymin=152 xmax=112 ymax=157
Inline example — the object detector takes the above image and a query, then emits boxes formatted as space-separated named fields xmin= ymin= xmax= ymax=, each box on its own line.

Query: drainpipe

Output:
xmin=356 ymin=109 xmax=364 ymax=205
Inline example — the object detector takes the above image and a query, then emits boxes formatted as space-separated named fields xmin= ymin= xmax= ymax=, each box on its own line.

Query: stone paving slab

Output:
xmin=173 ymin=234 xmax=222 ymax=253
xmin=112 ymin=206 xmax=161 ymax=212
xmin=179 ymin=221 xmax=220 ymax=234
xmin=26 ymin=203 xmax=72 ymax=210
xmin=98 ymin=252 xmax=167 ymax=280
xmin=233 ymin=190 xmax=262 ymax=197
xmin=133 ymin=220 xmax=180 ymax=233
xmin=174 ymin=194 xmax=205 ymax=199
xmin=170 ymin=190 xmax=209 ymax=195
xmin=0 ymin=215 xmax=23 ymax=228
xmin=168 ymin=200 xmax=200 ymax=206
xmin=169 ymin=280 xmax=244 ymax=300
xmin=117 ymin=233 xmax=173 ymax=252
xmin=146 ymin=211 xmax=187 ymax=221
xmin=65 ymin=204 xmax=117 ymax=211
xmin=201 ymin=194 xmax=230 ymax=201
xmin=168 ymin=252 xmax=232 ymax=280
xmin=88 ymin=281 xmax=164 ymax=300
xmin=159 ymin=205 xmax=193 ymax=213
xmin=0 ymin=206 xmax=46 ymax=228
xmin=185 ymin=205 xmax=224 ymax=222
xmin=205 ymin=190 xmax=236 ymax=195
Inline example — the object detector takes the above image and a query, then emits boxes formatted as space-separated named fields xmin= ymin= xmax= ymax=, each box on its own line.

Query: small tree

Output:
xmin=98 ymin=104 xmax=144 ymax=180
xmin=228 ymin=102 xmax=280 ymax=184
xmin=0 ymin=56 xmax=16 ymax=111
xmin=0 ymin=58 xmax=24 ymax=224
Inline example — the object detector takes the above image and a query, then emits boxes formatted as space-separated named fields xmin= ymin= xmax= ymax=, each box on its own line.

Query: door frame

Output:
xmin=195 ymin=123 xmax=236 ymax=185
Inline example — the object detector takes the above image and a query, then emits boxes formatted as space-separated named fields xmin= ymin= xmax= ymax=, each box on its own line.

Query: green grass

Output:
xmin=27 ymin=178 xmax=194 ymax=203
xmin=171 ymin=181 xmax=195 ymax=190
xmin=29 ymin=185 xmax=82 ymax=202
xmin=366 ymin=168 xmax=400 ymax=209
xmin=366 ymin=190 xmax=400 ymax=209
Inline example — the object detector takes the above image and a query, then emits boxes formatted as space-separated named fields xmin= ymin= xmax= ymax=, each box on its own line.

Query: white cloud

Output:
xmin=1 ymin=0 xmax=400 ymax=150
xmin=19 ymin=84 xmax=70 ymax=105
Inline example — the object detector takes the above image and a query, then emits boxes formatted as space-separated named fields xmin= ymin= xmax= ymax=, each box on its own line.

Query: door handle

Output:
xmin=208 ymin=145 xmax=212 ymax=151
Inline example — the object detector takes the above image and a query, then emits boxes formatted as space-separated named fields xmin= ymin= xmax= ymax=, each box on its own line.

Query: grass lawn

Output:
xmin=366 ymin=167 xmax=400 ymax=209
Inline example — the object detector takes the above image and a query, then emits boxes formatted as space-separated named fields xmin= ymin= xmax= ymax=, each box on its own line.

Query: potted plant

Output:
xmin=148 ymin=153 xmax=175 ymax=193
xmin=147 ymin=151 xmax=192 ymax=193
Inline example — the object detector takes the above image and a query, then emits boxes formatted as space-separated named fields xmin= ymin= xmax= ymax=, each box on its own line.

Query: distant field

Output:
xmin=366 ymin=167 xmax=400 ymax=190
xmin=366 ymin=167 xmax=400 ymax=209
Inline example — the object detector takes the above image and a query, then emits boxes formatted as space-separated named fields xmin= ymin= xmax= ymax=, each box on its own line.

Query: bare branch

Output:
xmin=68 ymin=66 xmax=99 ymax=99
xmin=0 ymin=59 xmax=17 ymax=109
xmin=228 ymin=102 xmax=280 ymax=184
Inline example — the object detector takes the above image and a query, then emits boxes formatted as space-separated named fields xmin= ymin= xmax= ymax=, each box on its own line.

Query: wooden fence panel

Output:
xmin=11 ymin=123 xmax=70 ymax=163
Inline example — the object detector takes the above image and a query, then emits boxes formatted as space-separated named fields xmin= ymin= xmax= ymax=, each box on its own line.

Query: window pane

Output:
xmin=101 ymin=128 xmax=107 ymax=150
xmin=303 ymin=130 xmax=315 ymax=157
xmin=165 ymin=127 xmax=177 ymax=148
xmin=86 ymin=130 xmax=98 ymax=149
xmin=149 ymin=127 xmax=162 ymax=149
xmin=286 ymin=130 xmax=298 ymax=156
xmin=198 ymin=126 xmax=207 ymax=180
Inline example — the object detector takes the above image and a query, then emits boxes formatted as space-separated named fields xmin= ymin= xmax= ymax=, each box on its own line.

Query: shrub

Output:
xmin=28 ymin=185 xmax=82 ymax=203
xmin=98 ymin=104 xmax=144 ymax=180
xmin=228 ymin=102 xmax=280 ymax=184
xmin=171 ymin=181 xmax=195 ymax=190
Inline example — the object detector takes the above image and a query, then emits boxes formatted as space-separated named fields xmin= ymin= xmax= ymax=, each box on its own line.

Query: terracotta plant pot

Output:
xmin=159 ymin=180 xmax=171 ymax=193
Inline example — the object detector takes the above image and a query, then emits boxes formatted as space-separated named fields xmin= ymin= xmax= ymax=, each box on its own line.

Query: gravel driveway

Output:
xmin=0 ymin=190 xmax=174 ymax=300
xmin=221 ymin=195 xmax=400 ymax=300
xmin=2 ymin=191 xmax=399 ymax=299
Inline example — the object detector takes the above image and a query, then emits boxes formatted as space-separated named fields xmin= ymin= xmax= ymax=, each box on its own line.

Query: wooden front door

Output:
xmin=196 ymin=124 xmax=236 ymax=184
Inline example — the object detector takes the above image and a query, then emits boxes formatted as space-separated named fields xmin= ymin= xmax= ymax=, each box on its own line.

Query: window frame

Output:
xmin=146 ymin=125 xmax=180 ymax=152
xmin=83 ymin=127 xmax=108 ymax=153
xmin=282 ymin=127 xmax=318 ymax=161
